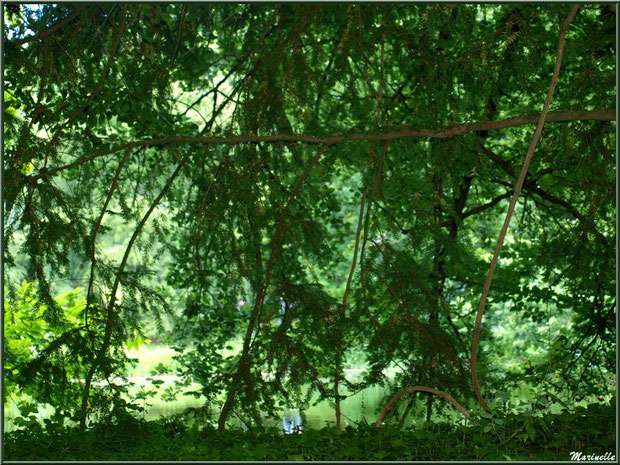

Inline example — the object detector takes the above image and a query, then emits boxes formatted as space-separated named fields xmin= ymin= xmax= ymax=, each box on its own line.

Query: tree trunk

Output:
xmin=217 ymin=294 xmax=261 ymax=430
xmin=426 ymin=396 xmax=433 ymax=422
xmin=399 ymin=393 xmax=416 ymax=426
xmin=334 ymin=355 xmax=341 ymax=429
xmin=218 ymin=375 xmax=238 ymax=431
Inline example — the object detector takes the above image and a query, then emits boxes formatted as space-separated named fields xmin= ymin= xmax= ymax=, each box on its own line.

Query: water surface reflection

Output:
xmin=282 ymin=408 xmax=303 ymax=434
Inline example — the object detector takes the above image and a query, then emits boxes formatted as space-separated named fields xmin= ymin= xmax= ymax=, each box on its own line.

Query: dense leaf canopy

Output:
xmin=2 ymin=3 xmax=616 ymax=433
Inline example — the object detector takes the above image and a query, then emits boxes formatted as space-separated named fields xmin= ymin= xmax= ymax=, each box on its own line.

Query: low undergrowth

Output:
xmin=4 ymin=401 xmax=614 ymax=461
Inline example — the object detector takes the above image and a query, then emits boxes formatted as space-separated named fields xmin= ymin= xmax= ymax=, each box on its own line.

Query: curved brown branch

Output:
xmin=376 ymin=386 xmax=470 ymax=427
xmin=11 ymin=5 xmax=89 ymax=46
xmin=471 ymin=4 xmax=580 ymax=412
xmin=39 ymin=109 xmax=615 ymax=180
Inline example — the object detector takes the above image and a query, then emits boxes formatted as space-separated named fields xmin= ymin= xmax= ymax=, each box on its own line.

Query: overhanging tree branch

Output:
xmin=37 ymin=6 xmax=128 ymax=161
xmin=480 ymin=144 xmax=584 ymax=221
xmin=461 ymin=191 xmax=513 ymax=220
xmin=19 ymin=326 xmax=87 ymax=378
xmin=39 ymin=109 xmax=615 ymax=179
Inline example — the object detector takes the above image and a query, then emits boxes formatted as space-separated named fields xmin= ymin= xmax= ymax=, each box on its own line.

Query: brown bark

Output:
xmin=471 ymin=5 xmax=580 ymax=412
xmin=398 ymin=393 xmax=416 ymax=427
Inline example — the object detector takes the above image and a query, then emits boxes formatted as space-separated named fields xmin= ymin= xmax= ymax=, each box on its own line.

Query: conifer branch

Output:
xmin=461 ymin=191 xmax=513 ymax=219
xmin=343 ymin=189 xmax=366 ymax=309
xmin=79 ymin=159 xmax=185 ymax=430
xmin=39 ymin=6 xmax=127 ymax=160
xmin=218 ymin=143 xmax=331 ymax=430
xmin=84 ymin=148 xmax=132 ymax=330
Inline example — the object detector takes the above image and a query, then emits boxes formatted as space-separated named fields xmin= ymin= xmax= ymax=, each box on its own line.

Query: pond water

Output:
xmin=4 ymin=375 xmax=424 ymax=433
xmin=142 ymin=377 xmax=389 ymax=430
xmin=5 ymin=344 xmax=463 ymax=433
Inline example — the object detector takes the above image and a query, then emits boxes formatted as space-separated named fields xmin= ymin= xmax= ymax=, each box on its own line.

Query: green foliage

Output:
xmin=2 ymin=3 xmax=615 ymax=453
xmin=4 ymin=400 xmax=615 ymax=460
xmin=4 ymin=281 xmax=86 ymax=413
